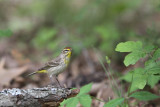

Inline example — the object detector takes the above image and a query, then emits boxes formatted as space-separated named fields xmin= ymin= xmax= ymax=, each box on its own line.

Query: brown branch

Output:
xmin=0 ymin=86 xmax=79 ymax=107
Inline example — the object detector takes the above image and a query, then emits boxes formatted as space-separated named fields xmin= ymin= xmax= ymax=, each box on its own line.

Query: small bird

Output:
xmin=27 ymin=47 xmax=72 ymax=86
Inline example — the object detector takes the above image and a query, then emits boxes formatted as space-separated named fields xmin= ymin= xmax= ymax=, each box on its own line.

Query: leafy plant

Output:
xmin=103 ymin=41 xmax=160 ymax=106
xmin=106 ymin=41 xmax=160 ymax=106
xmin=116 ymin=41 xmax=160 ymax=91
xmin=60 ymin=83 xmax=92 ymax=107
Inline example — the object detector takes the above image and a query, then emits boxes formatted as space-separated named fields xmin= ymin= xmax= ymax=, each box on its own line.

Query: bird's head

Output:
xmin=62 ymin=47 xmax=72 ymax=58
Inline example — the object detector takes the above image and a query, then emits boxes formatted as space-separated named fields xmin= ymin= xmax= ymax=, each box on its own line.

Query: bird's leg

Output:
xmin=55 ymin=76 xmax=62 ymax=88
xmin=48 ymin=74 xmax=62 ymax=87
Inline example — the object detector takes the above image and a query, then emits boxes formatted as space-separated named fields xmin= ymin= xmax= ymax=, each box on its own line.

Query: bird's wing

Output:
xmin=38 ymin=57 xmax=61 ymax=71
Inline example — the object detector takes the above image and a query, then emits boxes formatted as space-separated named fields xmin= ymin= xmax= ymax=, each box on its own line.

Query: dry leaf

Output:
xmin=0 ymin=58 xmax=28 ymax=86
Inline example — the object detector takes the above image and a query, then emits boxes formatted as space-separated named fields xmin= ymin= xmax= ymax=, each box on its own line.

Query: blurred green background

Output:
xmin=0 ymin=0 xmax=160 ymax=61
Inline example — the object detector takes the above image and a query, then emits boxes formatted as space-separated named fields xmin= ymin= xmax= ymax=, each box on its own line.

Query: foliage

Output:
xmin=112 ymin=41 xmax=160 ymax=106
xmin=60 ymin=83 xmax=92 ymax=107
xmin=116 ymin=41 xmax=160 ymax=91
xmin=129 ymin=91 xmax=160 ymax=101
xmin=115 ymin=41 xmax=153 ymax=66
xmin=0 ymin=29 xmax=12 ymax=37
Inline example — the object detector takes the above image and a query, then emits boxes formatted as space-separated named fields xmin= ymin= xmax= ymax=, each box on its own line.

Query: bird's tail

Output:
xmin=26 ymin=70 xmax=47 ymax=77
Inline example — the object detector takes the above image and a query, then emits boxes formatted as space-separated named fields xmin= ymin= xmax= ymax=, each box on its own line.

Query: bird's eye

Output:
xmin=63 ymin=50 xmax=69 ymax=53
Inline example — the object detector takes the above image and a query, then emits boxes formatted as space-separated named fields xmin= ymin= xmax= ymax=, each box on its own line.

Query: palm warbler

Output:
xmin=27 ymin=47 xmax=72 ymax=86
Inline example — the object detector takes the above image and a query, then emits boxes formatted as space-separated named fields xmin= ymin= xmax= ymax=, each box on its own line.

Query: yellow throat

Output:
xmin=64 ymin=51 xmax=71 ymax=65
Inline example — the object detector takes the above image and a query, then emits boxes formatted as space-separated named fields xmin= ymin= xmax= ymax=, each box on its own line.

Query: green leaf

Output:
xmin=115 ymin=41 xmax=142 ymax=52
xmin=130 ymin=91 xmax=160 ymax=101
xmin=145 ymin=61 xmax=160 ymax=74
xmin=145 ymin=59 xmax=155 ymax=68
xmin=148 ymin=66 xmax=160 ymax=74
xmin=79 ymin=95 xmax=92 ymax=107
xmin=130 ymin=73 xmax=147 ymax=92
xmin=66 ymin=98 xmax=79 ymax=107
xmin=115 ymin=41 xmax=146 ymax=66
xmin=145 ymin=61 xmax=160 ymax=88
xmin=124 ymin=51 xmax=145 ymax=66
xmin=121 ymin=68 xmax=148 ymax=92
xmin=122 ymin=67 xmax=160 ymax=89
xmin=78 ymin=83 xmax=92 ymax=96
xmin=104 ymin=98 xmax=124 ymax=107
xmin=130 ymin=68 xmax=147 ymax=92
xmin=60 ymin=98 xmax=73 ymax=106
xmin=60 ymin=97 xmax=79 ymax=107
xmin=147 ymin=75 xmax=160 ymax=88
xmin=153 ymin=48 xmax=160 ymax=60
xmin=121 ymin=71 xmax=133 ymax=82
xmin=144 ymin=45 xmax=155 ymax=53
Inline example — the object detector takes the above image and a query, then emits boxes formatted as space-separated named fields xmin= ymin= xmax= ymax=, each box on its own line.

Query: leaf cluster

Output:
xmin=106 ymin=41 xmax=160 ymax=106
xmin=116 ymin=41 xmax=160 ymax=91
